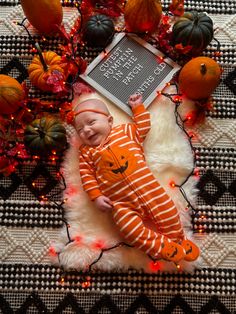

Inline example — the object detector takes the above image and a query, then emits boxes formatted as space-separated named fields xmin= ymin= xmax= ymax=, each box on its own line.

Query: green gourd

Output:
xmin=172 ymin=11 xmax=214 ymax=55
xmin=24 ymin=116 xmax=67 ymax=155
xmin=83 ymin=14 xmax=115 ymax=48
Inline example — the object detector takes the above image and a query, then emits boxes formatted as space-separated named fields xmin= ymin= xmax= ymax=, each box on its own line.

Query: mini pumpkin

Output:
xmin=0 ymin=74 xmax=25 ymax=114
xmin=21 ymin=0 xmax=63 ymax=34
xmin=124 ymin=0 xmax=162 ymax=34
xmin=24 ymin=116 xmax=67 ymax=155
xmin=28 ymin=51 xmax=65 ymax=91
xmin=83 ymin=14 xmax=115 ymax=48
xmin=172 ymin=11 xmax=214 ymax=55
xmin=178 ymin=56 xmax=221 ymax=100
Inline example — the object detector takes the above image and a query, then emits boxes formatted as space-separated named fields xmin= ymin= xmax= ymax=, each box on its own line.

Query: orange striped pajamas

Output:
xmin=79 ymin=104 xmax=185 ymax=259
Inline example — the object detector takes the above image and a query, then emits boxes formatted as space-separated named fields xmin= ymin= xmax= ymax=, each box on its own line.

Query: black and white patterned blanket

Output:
xmin=0 ymin=0 xmax=235 ymax=312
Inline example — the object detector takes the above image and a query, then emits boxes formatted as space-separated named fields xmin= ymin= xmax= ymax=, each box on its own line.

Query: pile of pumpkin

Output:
xmin=22 ymin=0 xmax=222 ymax=101
xmin=124 ymin=0 xmax=222 ymax=102
xmin=21 ymin=0 xmax=223 ymax=102
xmin=0 ymin=74 xmax=67 ymax=157
xmin=0 ymin=0 xmax=222 ymax=160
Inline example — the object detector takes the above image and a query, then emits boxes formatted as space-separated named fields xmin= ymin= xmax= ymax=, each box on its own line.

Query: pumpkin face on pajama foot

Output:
xmin=161 ymin=240 xmax=186 ymax=263
xmin=181 ymin=239 xmax=200 ymax=261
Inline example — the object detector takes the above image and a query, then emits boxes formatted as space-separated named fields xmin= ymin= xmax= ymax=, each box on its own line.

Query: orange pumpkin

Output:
xmin=28 ymin=51 xmax=65 ymax=91
xmin=0 ymin=74 xmax=25 ymax=114
xmin=21 ymin=0 xmax=62 ymax=34
xmin=124 ymin=0 xmax=162 ymax=34
xmin=178 ymin=56 xmax=221 ymax=100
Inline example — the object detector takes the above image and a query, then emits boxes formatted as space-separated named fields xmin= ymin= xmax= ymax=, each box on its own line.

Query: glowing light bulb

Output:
xmin=174 ymin=95 xmax=181 ymax=103
xmin=176 ymin=264 xmax=181 ymax=270
xmin=169 ymin=180 xmax=176 ymax=188
xmin=81 ymin=281 xmax=90 ymax=288
xmin=49 ymin=246 xmax=57 ymax=256
xmin=150 ymin=261 xmax=161 ymax=271
xmin=194 ymin=168 xmax=200 ymax=177
xmin=186 ymin=113 xmax=193 ymax=120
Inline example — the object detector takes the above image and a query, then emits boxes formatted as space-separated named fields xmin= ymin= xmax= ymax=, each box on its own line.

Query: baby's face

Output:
xmin=75 ymin=111 xmax=113 ymax=146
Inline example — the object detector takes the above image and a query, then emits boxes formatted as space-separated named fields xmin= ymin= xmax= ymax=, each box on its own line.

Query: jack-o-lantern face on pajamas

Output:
xmin=97 ymin=146 xmax=139 ymax=183
xmin=181 ymin=239 xmax=200 ymax=261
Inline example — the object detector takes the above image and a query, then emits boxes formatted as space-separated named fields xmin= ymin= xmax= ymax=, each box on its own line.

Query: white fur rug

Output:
xmin=51 ymin=86 xmax=201 ymax=273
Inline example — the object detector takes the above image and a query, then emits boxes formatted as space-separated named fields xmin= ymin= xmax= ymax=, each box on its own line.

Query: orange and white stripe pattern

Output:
xmin=79 ymin=104 xmax=184 ymax=258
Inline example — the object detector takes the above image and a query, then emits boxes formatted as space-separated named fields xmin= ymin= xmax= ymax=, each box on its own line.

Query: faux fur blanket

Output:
xmin=52 ymin=86 xmax=200 ymax=273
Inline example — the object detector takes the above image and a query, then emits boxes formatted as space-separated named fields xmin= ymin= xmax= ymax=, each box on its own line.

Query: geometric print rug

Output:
xmin=0 ymin=0 xmax=235 ymax=313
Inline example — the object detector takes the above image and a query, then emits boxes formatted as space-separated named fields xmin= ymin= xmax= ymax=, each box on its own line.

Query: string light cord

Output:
xmin=161 ymin=82 xmax=198 ymax=214
xmin=87 ymin=242 xmax=134 ymax=272
xmin=13 ymin=3 xmax=203 ymax=278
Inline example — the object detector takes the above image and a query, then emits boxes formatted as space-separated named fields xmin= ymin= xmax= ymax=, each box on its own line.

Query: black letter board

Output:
xmin=80 ymin=33 xmax=180 ymax=115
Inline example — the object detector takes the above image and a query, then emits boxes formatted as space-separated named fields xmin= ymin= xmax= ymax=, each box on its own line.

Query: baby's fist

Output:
xmin=94 ymin=195 xmax=113 ymax=212
xmin=128 ymin=93 xmax=143 ymax=109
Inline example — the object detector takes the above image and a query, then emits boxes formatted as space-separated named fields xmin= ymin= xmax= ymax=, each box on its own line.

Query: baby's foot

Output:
xmin=161 ymin=240 xmax=186 ymax=263
xmin=181 ymin=239 xmax=200 ymax=261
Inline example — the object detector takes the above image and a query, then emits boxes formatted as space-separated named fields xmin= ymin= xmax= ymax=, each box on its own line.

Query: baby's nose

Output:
xmin=83 ymin=125 xmax=91 ymax=133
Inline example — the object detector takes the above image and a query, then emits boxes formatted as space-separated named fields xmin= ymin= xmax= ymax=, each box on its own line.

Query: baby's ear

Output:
xmin=108 ymin=115 xmax=113 ymax=125
xmin=69 ymin=132 xmax=83 ymax=148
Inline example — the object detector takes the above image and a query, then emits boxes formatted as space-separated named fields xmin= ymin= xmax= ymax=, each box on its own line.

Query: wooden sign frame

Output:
xmin=80 ymin=33 xmax=180 ymax=115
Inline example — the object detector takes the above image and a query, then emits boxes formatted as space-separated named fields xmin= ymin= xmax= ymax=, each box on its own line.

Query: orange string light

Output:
xmin=169 ymin=180 xmax=176 ymax=188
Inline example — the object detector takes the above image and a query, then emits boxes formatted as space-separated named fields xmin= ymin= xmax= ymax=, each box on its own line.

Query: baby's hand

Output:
xmin=94 ymin=195 xmax=113 ymax=212
xmin=128 ymin=93 xmax=143 ymax=109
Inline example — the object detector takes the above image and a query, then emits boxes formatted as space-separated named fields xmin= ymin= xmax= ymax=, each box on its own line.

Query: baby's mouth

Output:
xmin=88 ymin=134 xmax=97 ymax=140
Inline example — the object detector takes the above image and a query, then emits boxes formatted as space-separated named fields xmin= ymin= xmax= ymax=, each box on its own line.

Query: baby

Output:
xmin=73 ymin=94 xmax=200 ymax=264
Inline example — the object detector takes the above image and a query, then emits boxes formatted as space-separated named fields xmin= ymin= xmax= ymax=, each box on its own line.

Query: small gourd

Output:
xmin=83 ymin=14 xmax=115 ymax=48
xmin=28 ymin=50 xmax=65 ymax=91
xmin=124 ymin=0 xmax=162 ymax=34
xmin=172 ymin=11 xmax=214 ymax=55
xmin=0 ymin=74 xmax=25 ymax=114
xmin=24 ymin=116 xmax=67 ymax=156
xmin=178 ymin=56 xmax=221 ymax=100
xmin=21 ymin=0 xmax=63 ymax=34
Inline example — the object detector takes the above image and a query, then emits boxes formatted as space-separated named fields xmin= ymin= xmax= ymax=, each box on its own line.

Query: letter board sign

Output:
xmin=80 ymin=33 xmax=180 ymax=115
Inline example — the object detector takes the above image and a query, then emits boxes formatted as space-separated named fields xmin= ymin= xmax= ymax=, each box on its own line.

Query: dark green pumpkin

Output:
xmin=24 ymin=116 xmax=67 ymax=155
xmin=172 ymin=11 xmax=214 ymax=55
xmin=83 ymin=14 xmax=115 ymax=48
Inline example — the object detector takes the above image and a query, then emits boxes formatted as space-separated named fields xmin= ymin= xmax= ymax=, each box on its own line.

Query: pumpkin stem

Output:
xmin=200 ymin=63 xmax=207 ymax=75
xmin=193 ymin=17 xmax=199 ymax=26
xmin=35 ymin=42 xmax=48 ymax=72
xmin=35 ymin=127 xmax=45 ymax=139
